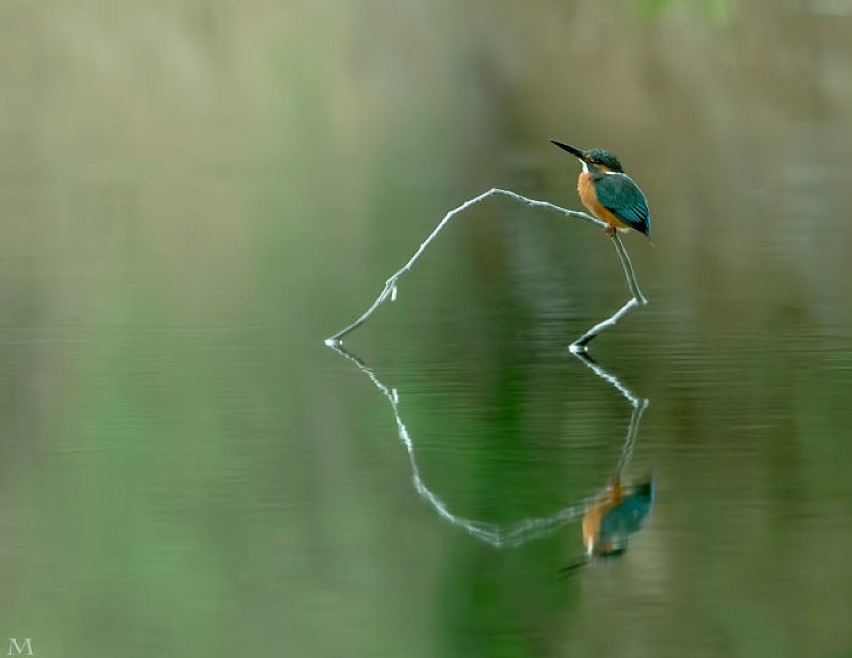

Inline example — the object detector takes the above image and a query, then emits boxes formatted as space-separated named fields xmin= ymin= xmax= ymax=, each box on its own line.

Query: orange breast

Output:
xmin=582 ymin=504 xmax=607 ymax=555
xmin=577 ymin=173 xmax=629 ymax=230
xmin=581 ymin=480 xmax=624 ymax=556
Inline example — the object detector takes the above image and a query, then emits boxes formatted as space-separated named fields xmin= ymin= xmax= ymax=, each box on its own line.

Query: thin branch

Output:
xmin=612 ymin=233 xmax=647 ymax=306
xmin=570 ymin=298 xmax=639 ymax=352
xmin=568 ymin=234 xmax=648 ymax=352
xmin=325 ymin=188 xmax=614 ymax=346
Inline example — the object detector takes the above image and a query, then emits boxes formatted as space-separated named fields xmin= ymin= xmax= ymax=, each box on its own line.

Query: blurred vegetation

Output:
xmin=640 ymin=0 xmax=734 ymax=21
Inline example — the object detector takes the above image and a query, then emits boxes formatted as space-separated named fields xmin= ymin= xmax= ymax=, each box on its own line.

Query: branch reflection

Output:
xmin=329 ymin=344 xmax=652 ymax=553
xmin=563 ymin=353 xmax=655 ymax=573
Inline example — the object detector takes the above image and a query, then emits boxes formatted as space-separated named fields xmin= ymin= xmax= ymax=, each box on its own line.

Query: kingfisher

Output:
xmin=551 ymin=140 xmax=652 ymax=240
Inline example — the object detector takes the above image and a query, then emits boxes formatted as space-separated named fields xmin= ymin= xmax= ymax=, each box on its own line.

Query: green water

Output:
xmin=2 ymin=1 xmax=852 ymax=656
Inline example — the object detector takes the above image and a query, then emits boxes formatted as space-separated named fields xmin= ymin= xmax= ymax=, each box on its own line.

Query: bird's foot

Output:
xmin=604 ymin=225 xmax=617 ymax=237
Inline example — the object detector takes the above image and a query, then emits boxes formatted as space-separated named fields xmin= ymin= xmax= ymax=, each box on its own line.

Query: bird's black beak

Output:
xmin=557 ymin=558 xmax=590 ymax=579
xmin=550 ymin=140 xmax=586 ymax=160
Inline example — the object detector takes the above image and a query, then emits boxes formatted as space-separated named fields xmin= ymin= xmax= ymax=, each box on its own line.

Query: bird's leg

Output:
xmin=604 ymin=225 xmax=617 ymax=237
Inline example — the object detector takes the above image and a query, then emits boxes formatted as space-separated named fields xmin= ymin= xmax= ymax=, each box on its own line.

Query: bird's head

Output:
xmin=550 ymin=140 xmax=624 ymax=173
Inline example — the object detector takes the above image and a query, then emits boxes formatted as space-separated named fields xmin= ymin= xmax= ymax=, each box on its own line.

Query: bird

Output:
xmin=550 ymin=140 xmax=652 ymax=241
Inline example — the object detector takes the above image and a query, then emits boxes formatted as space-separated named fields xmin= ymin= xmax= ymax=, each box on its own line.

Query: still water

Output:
xmin=2 ymin=1 xmax=852 ymax=656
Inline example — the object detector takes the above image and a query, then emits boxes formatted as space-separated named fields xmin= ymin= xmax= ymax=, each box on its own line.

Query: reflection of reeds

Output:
xmin=325 ymin=188 xmax=647 ymax=350
xmin=328 ymin=342 xmax=649 ymax=549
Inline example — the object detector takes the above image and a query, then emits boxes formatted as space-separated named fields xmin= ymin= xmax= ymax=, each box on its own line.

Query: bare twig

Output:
xmin=569 ymin=234 xmax=648 ymax=353
xmin=612 ymin=233 xmax=647 ymax=306
xmin=325 ymin=188 xmax=647 ymax=349
xmin=570 ymin=297 xmax=639 ymax=352
xmin=328 ymin=342 xmax=649 ymax=549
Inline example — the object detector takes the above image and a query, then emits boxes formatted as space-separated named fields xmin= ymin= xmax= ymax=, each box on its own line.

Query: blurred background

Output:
xmin=2 ymin=0 xmax=852 ymax=655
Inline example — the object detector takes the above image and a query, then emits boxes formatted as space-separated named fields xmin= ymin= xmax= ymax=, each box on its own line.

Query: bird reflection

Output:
xmin=327 ymin=343 xmax=653 ymax=556
xmin=583 ymin=476 xmax=654 ymax=558
xmin=556 ymin=475 xmax=654 ymax=577
xmin=561 ymin=352 xmax=655 ymax=574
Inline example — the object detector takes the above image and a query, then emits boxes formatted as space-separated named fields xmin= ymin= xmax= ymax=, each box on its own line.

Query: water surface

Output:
xmin=2 ymin=1 xmax=852 ymax=656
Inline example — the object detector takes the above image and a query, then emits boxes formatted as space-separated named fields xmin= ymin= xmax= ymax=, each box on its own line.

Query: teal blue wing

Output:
xmin=595 ymin=174 xmax=652 ymax=238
